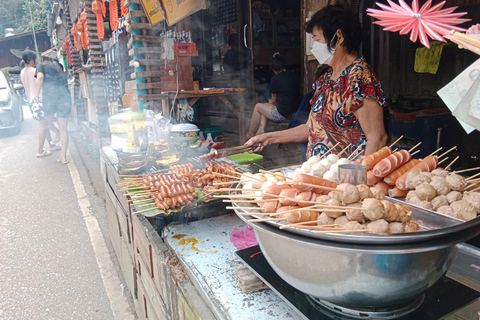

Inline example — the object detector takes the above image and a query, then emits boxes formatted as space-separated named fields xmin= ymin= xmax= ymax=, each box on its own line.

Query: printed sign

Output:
xmin=140 ymin=0 xmax=165 ymax=25
xmin=160 ymin=0 xmax=208 ymax=25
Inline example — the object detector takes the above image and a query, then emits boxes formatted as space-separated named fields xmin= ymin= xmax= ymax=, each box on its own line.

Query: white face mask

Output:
xmin=311 ymin=41 xmax=333 ymax=65
xmin=310 ymin=32 xmax=339 ymax=65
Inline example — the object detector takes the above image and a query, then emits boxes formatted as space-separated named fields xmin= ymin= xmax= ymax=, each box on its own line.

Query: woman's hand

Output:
xmin=245 ymin=133 xmax=270 ymax=152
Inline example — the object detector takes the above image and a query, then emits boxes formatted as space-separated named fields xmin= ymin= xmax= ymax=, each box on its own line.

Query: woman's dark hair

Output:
xmin=22 ymin=49 xmax=37 ymax=64
xmin=270 ymin=53 xmax=286 ymax=72
xmin=306 ymin=5 xmax=362 ymax=54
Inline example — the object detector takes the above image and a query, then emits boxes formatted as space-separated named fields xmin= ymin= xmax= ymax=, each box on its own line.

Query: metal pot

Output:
xmin=233 ymin=195 xmax=480 ymax=307
xmin=240 ymin=215 xmax=477 ymax=307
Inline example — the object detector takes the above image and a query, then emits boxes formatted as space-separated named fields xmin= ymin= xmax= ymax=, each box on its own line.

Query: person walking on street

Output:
xmin=20 ymin=50 xmax=61 ymax=157
xmin=34 ymin=59 xmax=72 ymax=164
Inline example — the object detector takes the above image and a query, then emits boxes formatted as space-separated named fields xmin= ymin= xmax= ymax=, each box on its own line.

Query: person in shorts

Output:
xmin=20 ymin=50 xmax=61 ymax=157
xmin=34 ymin=59 xmax=72 ymax=164
xmin=246 ymin=53 xmax=300 ymax=138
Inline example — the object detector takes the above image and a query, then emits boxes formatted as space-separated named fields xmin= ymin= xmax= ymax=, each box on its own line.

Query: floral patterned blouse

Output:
xmin=307 ymin=57 xmax=386 ymax=158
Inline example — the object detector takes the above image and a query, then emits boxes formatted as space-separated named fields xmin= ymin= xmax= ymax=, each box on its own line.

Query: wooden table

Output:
xmin=161 ymin=89 xmax=247 ymax=144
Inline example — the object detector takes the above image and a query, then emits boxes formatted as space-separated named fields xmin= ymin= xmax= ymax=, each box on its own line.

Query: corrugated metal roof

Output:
xmin=0 ymin=28 xmax=48 ymax=43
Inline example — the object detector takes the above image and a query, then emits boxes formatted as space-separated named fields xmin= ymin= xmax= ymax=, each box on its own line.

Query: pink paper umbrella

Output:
xmin=367 ymin=0 xmax=470 ymax=48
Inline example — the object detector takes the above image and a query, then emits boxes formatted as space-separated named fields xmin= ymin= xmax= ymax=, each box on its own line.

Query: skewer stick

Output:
xmin=216 ymin=194 xmax=257 ymax=199
xmin=226 ymin=206 xmax=265 ymax=211
xmin=119 ymin=187 xmax=145 ymax=192
xmin=133 ymin=207 xmax=158 ymax=214
xmin=279 ymin=222 xmax=338 ymax=229
xmin=127 ymin=196 xmax=151 ymax=201
xmin=295 ymin=182 xmax=337 ymax=191
xmin=351 ymin=150 xmax=365 ymax=162
xmin=326 ymin=142 xmax=341 ymax=155
xmin=213 ymin=181 xmax=241 ymax=186
xmin=222 ymin=172 xmax=264 ymax=182
xmin=262 ymin=193 xmax=316 ymax=205
xmin=470 ymin=186 xmax=480 ymax=192
xmin=318 ymin=142 xmax=342 ymax=160
xmin=268 ymin=205 xmax=318 ymax=216
xmin=454 ymin=167 xmax=480 ymax=174
xmin=466 ymin=172 xmax=480 ymax=181
xmin=248 ymin=218 xmax=285 ymax=222
xmin=393 ymin=148 xmax=398 ymax=153
xmin=337 ymin=143 xmax=352 ymax=157
xmin=119 ymin=174 xmax=138 ymax=177
xmin=222 ymin=199 xmax=269 ymax=203
xmin=313 ymin=229 xmax=369 ymax=234
xmin=283 ymin=224 xmax=342 ymax=230
xmin=437 ymin=157 xmax=449 ymax=166
xmin=467 ymin=178 xmax=480 ymax=183
xmin=347 ymin=144 xmax=364 ymax=161
xmin=217 ymin=188 xmax=259 ymax=192
xmin=388 ymin=135 xmax=404 ymax=148
xmin=227 ymin=170 xmax=242 ymax=177
xmin=135 ymin=202 xmax=157 ymax=207
xmin=411 ymin=150 xmax=421 ymax=157
xmin=408 ymin=142 xmax=422 ymax=153
xmin=438 ymin=146 xmax=457 ymax=159
xmin=285 ymin=221 xmax=338 ymax=227
xmin=429 ymin=147 xmax=442 ymax=157
xmin=444 ymin=156 xmax=460 ymax=171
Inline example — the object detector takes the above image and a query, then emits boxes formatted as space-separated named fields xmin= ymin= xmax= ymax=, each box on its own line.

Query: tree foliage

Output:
xmin=0 ymin=0 xmax=52 ymax=37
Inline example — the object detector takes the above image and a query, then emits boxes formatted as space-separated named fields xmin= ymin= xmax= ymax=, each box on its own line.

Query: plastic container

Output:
xmin=202 ymin=126 xmax=222 ymax=140
xmin=170 ymin=123 xmax=200 ymax=142
xmin=109 ymin=109 xmax=147 ymax=152
xmin=227 ymin=152 xmax=264 ymax=167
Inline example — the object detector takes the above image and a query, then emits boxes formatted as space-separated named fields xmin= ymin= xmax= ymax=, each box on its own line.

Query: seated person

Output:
xmin=247 ymin=53 xmax=299 ymax=138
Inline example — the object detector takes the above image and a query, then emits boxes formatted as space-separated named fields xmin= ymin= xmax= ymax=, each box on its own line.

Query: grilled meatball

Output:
xmin=446 ymin=174 xmax=468 ymax=192
xmin=389 ymin=222 xmax=405 ymax=234
xmin=431 ymin=195 xmax=449 ymax=211
xmin=446 ymin=191 xmax=463 ymax=204
xmin=362 ymin=199 xmax=385 ymax=221
xmin=415 ymin=183 xmax=437 ymax=201
xmin=367 ymin=219 xmax=390 ymax=234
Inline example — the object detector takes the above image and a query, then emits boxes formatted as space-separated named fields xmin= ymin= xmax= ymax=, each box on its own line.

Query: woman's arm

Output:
xmin=34 ymin=72 xmax=44 ymax=100
xmin=269 ymin=93 xmax=277 ymax=105
xmin=245 ymin=124 xmax=309 ymax=152
xmin=354 ymin=98 xmax=388 ymax=155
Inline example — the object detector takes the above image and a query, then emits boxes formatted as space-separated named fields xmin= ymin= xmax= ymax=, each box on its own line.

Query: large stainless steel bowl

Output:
xmin=235 ymin=210 xmax=480 ymax=307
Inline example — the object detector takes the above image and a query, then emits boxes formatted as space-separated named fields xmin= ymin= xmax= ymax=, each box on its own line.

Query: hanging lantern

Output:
xmin=110 ymin=0 xmax=119 ymax=31
xmin=71 ymin=24 xmax=80 ymax=51
xmin=92 ymin=0 xmax=105 ymax=40
xmin=63 ymin=37 xmax=72 ymax=65
xmin=79 ymin=10 xmax=89 ymax=50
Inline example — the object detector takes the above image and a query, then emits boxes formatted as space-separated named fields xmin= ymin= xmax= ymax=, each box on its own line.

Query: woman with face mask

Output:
xmin=245 ymin=5 xmax=388 ymax=159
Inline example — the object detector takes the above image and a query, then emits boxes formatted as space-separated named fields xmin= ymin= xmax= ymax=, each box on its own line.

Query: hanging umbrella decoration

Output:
xmin=367 ymin=0 xmax=470 ymax=48
xmin=71 ymin=24 xmax=80 ymax=51
xmin=121 ymin=0 xmax=129 ymax=17
xmin=92 ymin=0 xmax=105 ymax=40
xmin=110 ymin=0 xmax=119 ymax=31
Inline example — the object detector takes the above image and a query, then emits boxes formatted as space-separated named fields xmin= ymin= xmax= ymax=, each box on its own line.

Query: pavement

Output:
xmin=0 ymin=107 xmax=135 ymax=320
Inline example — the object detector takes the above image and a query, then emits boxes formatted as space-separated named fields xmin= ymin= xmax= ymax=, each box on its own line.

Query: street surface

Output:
xmin=0 ymin=107 xmax=135 ymax=320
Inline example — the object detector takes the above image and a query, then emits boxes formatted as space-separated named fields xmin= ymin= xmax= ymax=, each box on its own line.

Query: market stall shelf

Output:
xmin=163 ymin=89 xmax=247 ymax=144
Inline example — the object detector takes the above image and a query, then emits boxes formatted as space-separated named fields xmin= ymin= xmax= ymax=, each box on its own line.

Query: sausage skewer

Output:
xmin=389 ymin=135 xmax=404 ymax=148
xmin=408 ymin=142 xmax=422 ymax=152
xmin=438 ymin=146 xmax=457 ymax=159
xmin=454 ymin=167 xmax=480 ymax=174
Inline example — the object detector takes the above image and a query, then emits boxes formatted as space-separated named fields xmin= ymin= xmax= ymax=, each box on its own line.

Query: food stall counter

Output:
xmin=163 ymin=214 xmax=302 ymax=320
